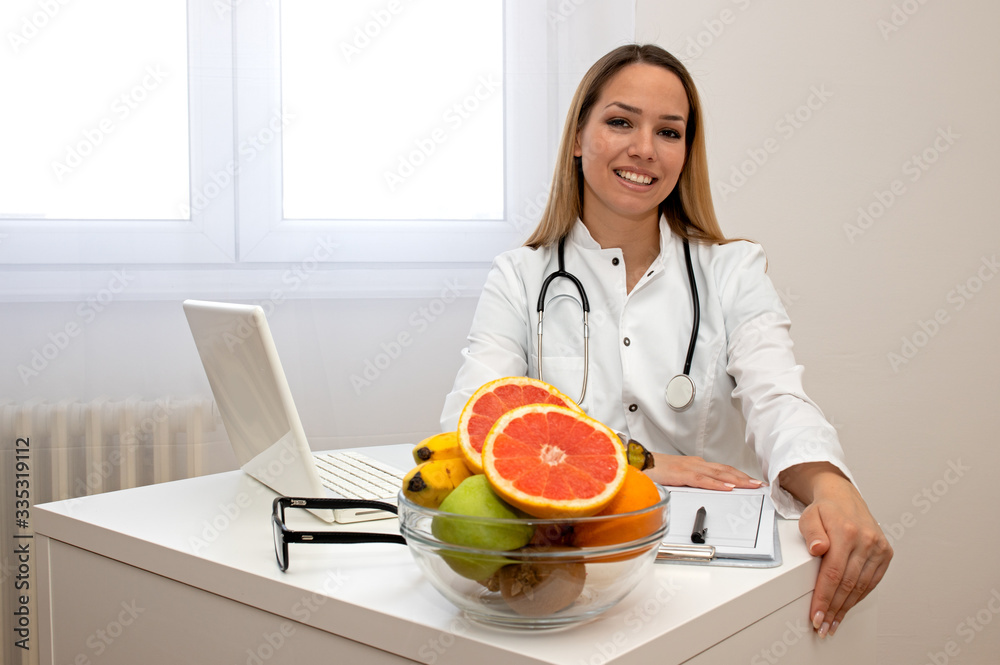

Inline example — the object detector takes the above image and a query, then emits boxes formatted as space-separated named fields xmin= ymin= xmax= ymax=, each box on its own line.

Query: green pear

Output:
xmin=432 ymin=475 xmax=534 ymax=580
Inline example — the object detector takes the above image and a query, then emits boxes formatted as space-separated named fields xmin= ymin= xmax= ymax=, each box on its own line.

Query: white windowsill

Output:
xmin=0 ymin=264 xmax=493 ymax=303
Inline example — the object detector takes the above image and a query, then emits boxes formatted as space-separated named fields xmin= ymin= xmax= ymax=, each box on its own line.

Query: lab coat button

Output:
xmin=628 ymin=404 xmax=638 ymax=412
xmin=612 ymin=257 xmax=620 ymax=266
xmin=623 ymin=337 xmax=630 ymax=346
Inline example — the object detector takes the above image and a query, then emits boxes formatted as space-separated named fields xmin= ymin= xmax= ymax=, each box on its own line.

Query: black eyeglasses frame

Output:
xmin=271 ymin=496 xmax=406 ymax=572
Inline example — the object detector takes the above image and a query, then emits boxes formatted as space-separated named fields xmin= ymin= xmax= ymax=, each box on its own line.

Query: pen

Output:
xmin=691 ymin=506 xmax=707 ymax=543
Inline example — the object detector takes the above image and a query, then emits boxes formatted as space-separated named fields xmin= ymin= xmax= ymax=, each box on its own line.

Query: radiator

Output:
xmin=2 ymin=397 xmax=218 ymax=504
xmin=0 ymin=397 xmax=222 ymax=665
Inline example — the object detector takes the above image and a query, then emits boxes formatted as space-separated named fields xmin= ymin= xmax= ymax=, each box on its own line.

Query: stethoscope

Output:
xmin=536 ymin=235 xmax=700 ymax=411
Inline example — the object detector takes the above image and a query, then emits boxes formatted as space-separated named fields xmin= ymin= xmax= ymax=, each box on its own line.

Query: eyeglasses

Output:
xmin=271 ymin=497 xmax=406 ymax=572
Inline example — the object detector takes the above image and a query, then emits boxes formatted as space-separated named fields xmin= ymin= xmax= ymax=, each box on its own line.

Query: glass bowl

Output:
xmin=397 ymin=486 xmax=670 ymax=629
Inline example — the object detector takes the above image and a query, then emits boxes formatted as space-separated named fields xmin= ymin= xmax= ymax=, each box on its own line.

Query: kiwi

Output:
xmin=498 ymin=558 xmax=587 ymax=617
xmin=528 ymin=523 xmax=575 ymax=548
xmin=479 ymin=571 xmax=501 ymax=592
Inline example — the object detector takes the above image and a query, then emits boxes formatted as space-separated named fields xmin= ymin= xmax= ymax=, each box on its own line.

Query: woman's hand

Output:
xmin=779 ymin=463 xmax=893 ymax=638
xmin=644 ymin=452 xmax=764 ymax=490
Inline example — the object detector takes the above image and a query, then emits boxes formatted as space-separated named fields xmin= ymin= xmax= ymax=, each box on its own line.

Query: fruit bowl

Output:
xmin=397 ymin=486 xmax=670 ymax=630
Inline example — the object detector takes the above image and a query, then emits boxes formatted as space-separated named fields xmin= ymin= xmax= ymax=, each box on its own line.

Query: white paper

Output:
xmin=661 ymin=486 xmax=776 ymax=560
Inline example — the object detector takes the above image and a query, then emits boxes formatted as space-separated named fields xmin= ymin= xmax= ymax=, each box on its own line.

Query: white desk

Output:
xmin=34 ymin=444 xmax=875 ymax=664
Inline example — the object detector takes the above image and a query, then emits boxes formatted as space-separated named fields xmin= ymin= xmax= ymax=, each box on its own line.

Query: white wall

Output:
xmin=3 ymin=1 xmax=998 ymax=662
xmin=635 ymin=0 xmax=1000 ymax=662
xmin=1 ymin=294 xmax=479 ymax=454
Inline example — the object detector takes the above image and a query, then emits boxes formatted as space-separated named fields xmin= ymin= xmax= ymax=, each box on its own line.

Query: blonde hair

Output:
xmin=524 ymin=44 xmax=729 ymax=248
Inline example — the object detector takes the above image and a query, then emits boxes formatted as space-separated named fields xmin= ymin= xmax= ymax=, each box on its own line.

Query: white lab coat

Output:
xmin=441 ymin=218 xmax=854 ymax=517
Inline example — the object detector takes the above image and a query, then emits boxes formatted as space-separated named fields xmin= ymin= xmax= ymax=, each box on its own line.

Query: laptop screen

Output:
xmin=185 ymin=302 xmax=291 ymax=465
xmin=182 ymin=300 xmax=326 ymax=503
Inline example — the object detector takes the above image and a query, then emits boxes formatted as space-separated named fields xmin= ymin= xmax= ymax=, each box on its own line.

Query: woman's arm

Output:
xmin=714 ymin=242 xmax=892 ymax=635
xmin=644 ymin=452 xmax=763 ymax=490
xmin=779 ymin=462 xmax=893 ymax=637
xmin=440 ymin=254 xmax=534 ymax=430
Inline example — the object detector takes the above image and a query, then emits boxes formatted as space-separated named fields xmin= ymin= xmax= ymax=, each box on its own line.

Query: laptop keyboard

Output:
xmin=313 ymin=451 xmax=407 ymax=500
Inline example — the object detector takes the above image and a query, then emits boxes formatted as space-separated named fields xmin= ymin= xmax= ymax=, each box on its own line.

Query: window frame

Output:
xmin=0 ymin=0 xmax=636 ymax=300
xmin=233 ymin=0 xmax=538 ymax=265
xmin=0 ymin=0 xmax=236 ymax=266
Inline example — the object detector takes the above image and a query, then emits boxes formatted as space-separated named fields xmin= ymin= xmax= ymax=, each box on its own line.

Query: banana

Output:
xmin=402 ymin=458 xmax=474 ymax=509
xmin=626 ymin=439 xmax=655 ymax=471
xmin=412 ymin=431 xmax=464 ymax=465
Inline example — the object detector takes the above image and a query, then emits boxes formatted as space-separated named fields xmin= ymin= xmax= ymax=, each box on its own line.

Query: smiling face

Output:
xmin=573 ymin=63 xmax=690 ymax=232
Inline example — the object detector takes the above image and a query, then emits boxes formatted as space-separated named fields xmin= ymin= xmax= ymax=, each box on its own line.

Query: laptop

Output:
xmin=182 ymin=299 xmax=406 ymax=523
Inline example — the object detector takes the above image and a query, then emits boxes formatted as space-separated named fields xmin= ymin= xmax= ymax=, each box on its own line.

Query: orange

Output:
xmin=457 ymin=377 xmax=581 ymax=474
xmin=481 ymin=403 xmax=627 ymax=518
xmin=572 ymin=466 xmax=663 ymax=550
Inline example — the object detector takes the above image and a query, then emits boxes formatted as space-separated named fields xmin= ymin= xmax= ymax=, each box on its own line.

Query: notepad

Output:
xmin=659 ymin=486 xmax=777 ymax=563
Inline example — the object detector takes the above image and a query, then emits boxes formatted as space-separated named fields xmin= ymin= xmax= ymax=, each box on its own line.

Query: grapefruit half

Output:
xmin=457 ymin=377 xmax=581 ymax=474
xmin=481 ymin=404 xmax=628 ymax=518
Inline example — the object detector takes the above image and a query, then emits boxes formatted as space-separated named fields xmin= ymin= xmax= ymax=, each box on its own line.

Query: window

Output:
xmin=0 ymin=0 xmax=234 ymax=266
xmin=234 ymin=0 xmax=521 ymax=265
xmin=2 ymin=1 xmax=189 ymax=220
xmin=0 ymin=0 xmax=635 ymax=296
xmin=280 ymin=0 xmax=504 ymax=222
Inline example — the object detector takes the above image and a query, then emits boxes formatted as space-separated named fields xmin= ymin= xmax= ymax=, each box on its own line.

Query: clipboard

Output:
xmin=656 ymin=486 xmax=783 ymax=568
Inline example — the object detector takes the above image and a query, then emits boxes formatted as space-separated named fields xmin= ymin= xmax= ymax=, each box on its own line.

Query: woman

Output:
xmin=440 ymin=44 xmax=891 ymax=637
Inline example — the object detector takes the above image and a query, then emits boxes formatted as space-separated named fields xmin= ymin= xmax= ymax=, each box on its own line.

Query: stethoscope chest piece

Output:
xmin=665 ymin=373 xmax=695 ymax=411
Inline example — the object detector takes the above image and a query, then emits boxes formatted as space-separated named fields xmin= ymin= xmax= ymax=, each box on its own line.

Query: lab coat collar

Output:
xmin=566 ymin=215 xmax=678 ymax=255
xmin=657 ymin=216 xmax=683 ymax=270
xmin=564 ymin=217 xmax=681 ymax=289
xmin=566 ymin=218 xmax=603 ymax=250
